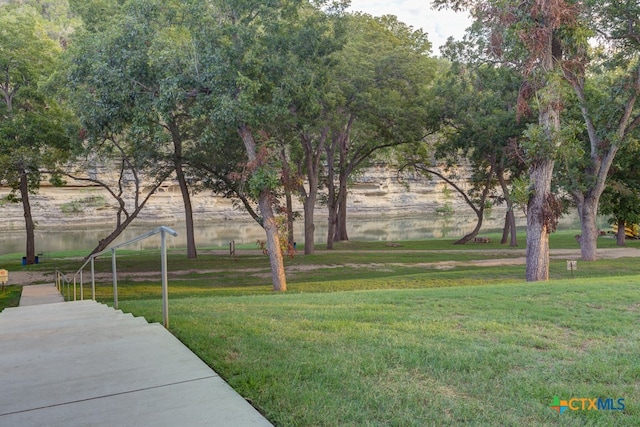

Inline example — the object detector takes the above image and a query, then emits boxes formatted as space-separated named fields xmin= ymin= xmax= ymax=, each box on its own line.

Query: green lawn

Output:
xmin=5 ymin=230 xmax=640 ymax=425
xmin=0 ymin=285 xmax=22 ymax=311
xmin=119 ymin=278 xmax=639 ymax=426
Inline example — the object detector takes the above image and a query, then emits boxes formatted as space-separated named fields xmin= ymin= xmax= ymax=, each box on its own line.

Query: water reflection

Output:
xmin=1 ymin=212 xmax=583 ymax=256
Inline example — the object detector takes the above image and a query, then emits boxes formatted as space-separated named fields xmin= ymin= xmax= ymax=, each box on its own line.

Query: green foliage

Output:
xmin=510 ymin=176 xmax=532 ymax=213
xmin=0 ymin=4 xmax=75 ymax=197
xmin=247 ymin=166 xmax=281 ymax=198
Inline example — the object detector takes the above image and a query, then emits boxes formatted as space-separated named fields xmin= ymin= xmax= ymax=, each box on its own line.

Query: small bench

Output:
xmin=473 ymin=237 xmax=491 ymax=243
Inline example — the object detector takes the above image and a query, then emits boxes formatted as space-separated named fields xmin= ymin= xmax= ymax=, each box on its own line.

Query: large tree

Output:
xmin=186 ymin=0 xmax=345 ymax=290
xmin=435 ymin=0 xmax=581 ymax=281
xmin=558 ymin=0 xmax=640 ymax=260
xmin=67 ymin=0 xmax=202 ymax=258
xmin=282 ymin=7 xmax=346 ymax=255
xmin=0 ymin=6 xmax=73 ymax=264
xmin=324 ymin=13 xmax=436 ymax=248
xmin=419 ymin=63 xmax=531 ymax=246
xmin=598 ymin=141 xmax=640 ymax=246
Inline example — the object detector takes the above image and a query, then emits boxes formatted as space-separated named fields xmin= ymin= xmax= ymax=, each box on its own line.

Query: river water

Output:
xmin=0 ymin=211 xmax=585 ymax=256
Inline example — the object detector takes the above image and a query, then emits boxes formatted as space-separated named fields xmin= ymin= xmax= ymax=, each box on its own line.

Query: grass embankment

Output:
xmin=4 ymin=231 xmax=640 ymax=425
xmin=119 ymin=279 xmax=640 ymax=426
xmin=0 ymin=286 xmax=22 ymax=311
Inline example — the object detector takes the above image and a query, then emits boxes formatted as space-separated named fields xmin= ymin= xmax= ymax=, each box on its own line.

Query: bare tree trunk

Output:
xmin=280 ymin=148 xmax=295 ymax=248
xmin=90 ymin=214 xmax=139 ymax=256
xmin=175 ymin=162 xmax=197 ymax=259
xmin=239 ymin=124 xmax=286 ymax=291
xmin=616 ymin=219 xmax=626 ymax=246
xmin=326 ymin=135 xmax=338 ymax=250
xmin=501 ymin=211 xmax=510 ymax=245
xmin=259 ymin=190 xmax=287 ymax=291
xmin=578 ymin=195 xmax=599 ymax=261
xmin=497 ymin=170 xmax=518 ymax=246
xmin=334 ymin=177 xmax=349 ymax=242
xmin=19 ymin=169 xmax=36 ymax=265
xmin=525 ymin=159 xmax=554 ymax=281
xmin=297 ymin=130 xmax=326 ymax=255
xmin=285 ymin=189 xmax=295 ymax=247
xmin=169 ymin=118 xmax=197 ymax=259
xmin=302 ymin=193 xmax=316 ymax=254
xmin=525 ymin=30 xmax=562 ymax=282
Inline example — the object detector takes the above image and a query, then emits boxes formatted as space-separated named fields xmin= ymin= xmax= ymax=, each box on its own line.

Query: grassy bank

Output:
xmin=120 ymin=278 xmax=639 ymax=426
xmin=0 ymin=285 xmax=22 ymax=311
xmin=6 ymin=231 xmax=640 ymax=424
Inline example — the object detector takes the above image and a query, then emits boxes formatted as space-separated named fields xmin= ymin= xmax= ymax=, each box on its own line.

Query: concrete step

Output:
xmin=0 ymin=302 xmax=149 ymax=335
xmin=0 ymin=301 xmax=272 ymax=426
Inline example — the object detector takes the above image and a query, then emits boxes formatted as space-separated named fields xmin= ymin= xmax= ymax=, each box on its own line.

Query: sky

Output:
xmin=347 ymin=0 xmax=472 ymax=55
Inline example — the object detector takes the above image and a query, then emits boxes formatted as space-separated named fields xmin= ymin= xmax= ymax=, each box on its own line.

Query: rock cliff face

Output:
xmin=0 ymin=165 xmax=486 ymax=230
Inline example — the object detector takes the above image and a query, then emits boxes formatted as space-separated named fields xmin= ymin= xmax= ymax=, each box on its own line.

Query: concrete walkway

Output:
xmin=0 ymin=286 xmax=273 ymax=427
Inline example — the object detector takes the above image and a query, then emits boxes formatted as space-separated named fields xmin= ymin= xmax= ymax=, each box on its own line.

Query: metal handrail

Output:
xmin=55 ymin=270 xmax=72 ymax=301
xmin=70 ymin=226 xmax=178 ymax=328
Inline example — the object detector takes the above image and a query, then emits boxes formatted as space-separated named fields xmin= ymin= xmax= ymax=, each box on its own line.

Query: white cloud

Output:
xmin=347 ymin=0 xmax=472 ymax=55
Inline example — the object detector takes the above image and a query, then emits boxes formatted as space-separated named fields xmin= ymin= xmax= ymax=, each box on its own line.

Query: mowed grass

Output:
xmin=119 ymin=278 xmax=640 ymax=426
xmin=0 ymin=285 xmax=22 ymax=311
xmin=7 ymin=230 xmax=640 ymax=425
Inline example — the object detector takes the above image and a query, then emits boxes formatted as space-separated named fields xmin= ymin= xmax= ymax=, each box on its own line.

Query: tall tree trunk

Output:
xmin=497 ymin=170 xmax=518 ymax=246
xmin=175 ymin=162 xmax=197 ymax=259
xmin=616 ymin=219 xmax=626 ymax=246
xmin=19 ymin=169 xmax=36 ymax=265
xmin=303 ymin=193 xmax=316 ymax=254
xmin=285 ymin=189 xmax=295 ymax=248
xmin=577 ymin=194 xmax=599 ymax=260
xmin=326 ymin=134 xmax=338 ymax=250
xmin=258 ymin=190 xmax=287 ymax=291
xmin=298 ymin=130 xmax=326 ymax=255
xmin=501 ymin=211 xmax=511 ymax=245
xmin=280 ymin=147 xmax=295 ymax=248
xmin=239 ymin=124 xmax=286 ymax=291
xmin=334 ymin=176 xmax=349 ymax=242
xmin=525 ymin=31 xmax=562 ymax=282
xmin=525 ymin=159 xmax=555 ymax=281
xmin=169 ymin=118 xmax=197 ymax=259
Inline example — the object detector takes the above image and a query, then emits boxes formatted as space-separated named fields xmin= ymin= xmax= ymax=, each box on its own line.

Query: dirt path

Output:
xmin=6 ymin=247 xmax=639 ymax=285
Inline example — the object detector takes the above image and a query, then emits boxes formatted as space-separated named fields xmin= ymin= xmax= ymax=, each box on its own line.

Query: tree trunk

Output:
xmin=258 ymin=190 xmax=287 ymax=291
xmin=616 ymin=219 xmax=626 ymax=246
xmin=455 ymin=211 xmax=484 ymax=245
xmin=90 ymin=214 xmax=139 ymax=256
xmin=334 ymin=177 xmax=349 ymax=242
xmin=19 ymin=169 xmax=36 ymax=265
xmin=508 ymin=209 xmax=517 ymax=247
xmin=175 ymin=162 xmax=197 ymax=259
xmin=325 ymin=135 xmax=338 ymax=250
xmin=298 ymin=130 xmax=326 ymax=255
xmin=525 ymin=159 xmax=554 ymax=282
xmin=238 ymin=124 xmax=287 ymax=291
xmin=169 ymin=118 xmax=197 ymax=259
xmin=525 ymin=30 xmax=562 ymax=282
xmin=303 ymin=193 xmax=316 ymax=255
xmin=285 ymin=189 xmax=295 ymax=248
xmin=578 ymin=195 xmax=599 ymax=261
xmin=497 ymin=170 xmax=517 ymax=246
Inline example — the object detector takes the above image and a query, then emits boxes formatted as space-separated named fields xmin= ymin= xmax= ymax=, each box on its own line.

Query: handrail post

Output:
xmin=80 ymin=270 xmax=84 ymax=301
xmin=55 ymin=272 xmax=59 ymax=291
xmin=112 ymin=248 xmax=118 ymax=310
xmin=73 ymin=276 xmax=77 ymax=301
xmin=161 ymin=228 xmax=169 ymax=328
xmin=91 ymin=256 xmax=95 ymax=301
